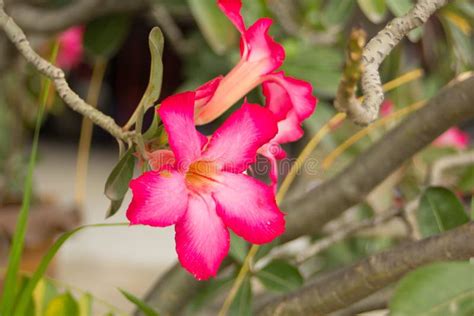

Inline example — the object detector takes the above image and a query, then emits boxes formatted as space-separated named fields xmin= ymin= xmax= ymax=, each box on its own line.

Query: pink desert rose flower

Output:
xmin=126 ymin=91 xmax=285 ymax=280
xmin=57 ymin=26 xmax=84 ymax=70
xmin=194 ymin=0 xmax=317 ymax=187
xmin=379 ymin=100 xmax=394 ymax=117
xmin=433 ymin=127 xmax=470 ymax=150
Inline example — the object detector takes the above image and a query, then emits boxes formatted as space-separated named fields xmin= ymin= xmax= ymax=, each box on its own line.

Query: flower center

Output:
xmin=185 ymin=160 xmax=219 ymax=192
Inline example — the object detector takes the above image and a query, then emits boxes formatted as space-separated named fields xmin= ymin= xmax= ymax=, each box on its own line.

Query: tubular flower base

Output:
xmin=126 ymin=92 xmax=285 ymax=280
xmin=194 ymin=0 xmax=317 ymax=187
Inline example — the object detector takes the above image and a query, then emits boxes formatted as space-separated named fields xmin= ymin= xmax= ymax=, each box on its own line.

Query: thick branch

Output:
xmin=142 ymin=75 xmax=474 ymax=314
xmin=258 ymin=222 xmax=474 ymax=315
xmin=336 ymin=0 xmax=449 ymax=125
xmin=0 ymin=3 xmax=132 ymax=141
xmin=282 ymin=75 xmax=474 ymax=242
xmin=7 ymin=0 xmax=149 ymax=33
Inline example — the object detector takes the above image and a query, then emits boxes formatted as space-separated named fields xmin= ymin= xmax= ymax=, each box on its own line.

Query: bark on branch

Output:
xmin=0 ymin=1 xmax=133 ymax=141
xmin=283 ymin=74 xmax=474 ymax=242
xmin=258 ymin=222 xmax=474 ymax=315
xmin=335 ymin=0 xmax=449 ymax=125
xmin=7 ymin=0 xmax=149 ymax=33
xmin=142 ymin=75 xmax=474 ymax=315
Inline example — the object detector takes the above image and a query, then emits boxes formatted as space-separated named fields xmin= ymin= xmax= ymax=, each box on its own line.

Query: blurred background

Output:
xmin=0 ymin=0 xmax=473 ymax=313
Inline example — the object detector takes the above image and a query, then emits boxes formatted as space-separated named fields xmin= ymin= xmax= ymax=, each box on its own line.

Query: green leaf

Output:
xmin=470 ymin=197 xmax=474 ymax=221
xmin=104 ymin=148 xmax=135 ymax=217
xmin=141 ymin=27 xmax=164 ymax=112
xmin=78 ymin=293 xmax=93 ymax=316
xmin=458 ymin=166 xmax=474 ymax=192
xmin=45 ymin=292 xmax=79 ymax=316
xmin=390 ymin=262 xmax=474 ymax=316
xmin=188 ymin=0 xmax=238 ymax=54
xmin=84 ymin=14 xmax=131 ymax=58
xmin=0 ymin=42 xmax=59 ymax=315
xmin=357 ymin=0 xmax=387 ymax=23
xmin=415 ymin=187 xmax=469 ymax=238
xmin=256 ymin=260 xmax=303 ymax=293
xmin=143 ymin=114 xmax=163 ymax=141
xmin=119 ymin=289 xmax=159 ymax=316
xmin=229 ymin=232 xmax=248 ymax=263
xmin=229 ymin=276 xmax=252 ymax=316
xmin=386 ymin=0 xmax=413 ymax=17
xmin=322 ymin=0 xmax=356 ymax=27
xmin=33 ymin=278 xmax=58 ymax=316
xmin=13 ymin=223 xmax=127 ymax=316
xmin=126 ymin=27 xmax=164 ymax=129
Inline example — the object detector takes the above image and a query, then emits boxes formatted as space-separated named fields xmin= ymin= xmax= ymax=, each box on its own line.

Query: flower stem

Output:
xmin=74 ymin=58 xmax=108 ymax=209
xmin=218 ymin=244 xmax=259 ymax=316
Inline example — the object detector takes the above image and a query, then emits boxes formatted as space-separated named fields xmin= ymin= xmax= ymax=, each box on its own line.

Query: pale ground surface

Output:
xmin=35 ymin=140 xmax=176 ymax=314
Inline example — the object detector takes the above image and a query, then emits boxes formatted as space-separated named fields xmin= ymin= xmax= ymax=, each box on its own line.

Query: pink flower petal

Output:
xmin=158 ymin=92 xmax=207 ymax=170
xmin=213 ymin=172 xmax=285 ymax=244
xmin=244 ymin=18 xmax=285 ymax=73
xmin=203 ymin=102 xmax=278 ymax=173
xmin=263 ymin=71 xmax=317 ymax=121
xmin=217 ymin=0 xmax=246 ymax=33
xmin=148 ymin=149 xmax=176 ymax=171
xmin=127 ymin=170 xmax=188 ymax=227
xmin=175 ymin=194 xmax=229 ymax=280
xmin=273 ymin=111 xmax=304 ymax=144
xmin=433 ymin=127 xmax=470 ymax=150
xmin=258 ymin=143 xmax=287 ymax=191
xmin=57 ymin=26 xmax=84 ymax=70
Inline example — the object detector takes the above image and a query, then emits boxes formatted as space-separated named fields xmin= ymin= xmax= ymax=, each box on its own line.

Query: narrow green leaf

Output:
xmin=119 ymin=289 xmax=159 ymax=316
xmin=13 ymin=223 xmax=127 ymax=316
xmin=142 ymin=27 xmax=164 ymax=111
xmin=188 ymin=0 xmax=238 ymax=54
xmin=104 ymin=148 xmax=135 ymax=218
xmin=143 ymin=115 xmax=163 ymax=141
xmin=45 ymin=292 xmax=79 ymax=316
xmin=33 ymin=278 xmax=58 ymax=316
xmin=0 ymin=42 xmax=59 ymax=315
xmin=78 ymin=293 xmax=93 ymax=316
xmin=357 ymin=0 xmax=387 ymax=23
xmin=386 ymin=0 xmax=413 ymax=17
xmin=256 ymin=260 xmax=303 ymax=293
xmin=229 ymin=232 xmax=248 ymax=263
xmin=104 ymin=148 xmax=135 ymax=201
xmin=415 ymin=186 xmax=469 ymax=238
xmin=229 ymin=276 xmax=252 ymax=316
xmin=84 ymin=14 xmax=131 ymax=58
xmin=390 ymin=262 xmax=474 ymax=316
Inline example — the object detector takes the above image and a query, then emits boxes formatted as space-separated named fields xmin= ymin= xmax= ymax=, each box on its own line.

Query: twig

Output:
xmin=295 ymin=207 xmax=402 ymax=264
xmin=258 ymin=222 xmax=474 ymax=315
xmin=0 ymin=3 xmax=133 ymax=141
xmin=335 ymin=0 xmax=449 ymax=125
xmin=7 ymin=0 xmax=148 ymax=33
xmin=430 ymin=150 xmax=474 ymax=186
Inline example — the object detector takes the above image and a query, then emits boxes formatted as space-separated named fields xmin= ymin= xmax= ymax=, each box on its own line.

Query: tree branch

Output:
xmin=142 ymin=74 xmax=474 ymax=314
xmin=6 ymin=0 xmax=149 ymax=33
xmin=336 ymin=0 xmax=449 ymax=125
xmin=258 ymin=222 xmax=474 ymax=315
xmin=0 ymin=1 xmax=133 ymax=141
xmin=282 ymin=74 xmax=474 ymax=242
xmin=430 ymin=150 xmax=474 ymax=186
